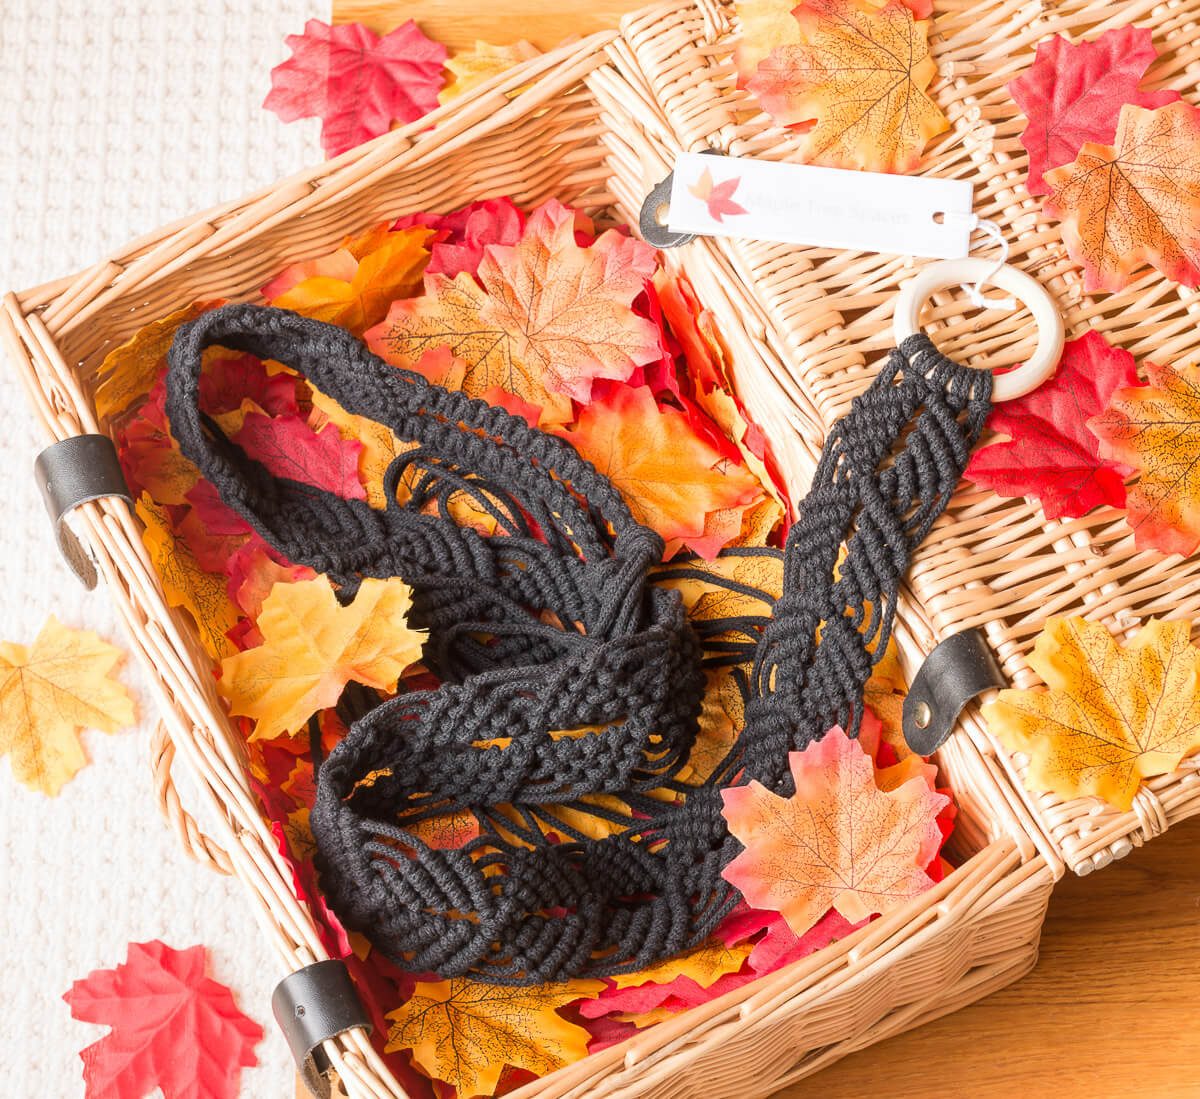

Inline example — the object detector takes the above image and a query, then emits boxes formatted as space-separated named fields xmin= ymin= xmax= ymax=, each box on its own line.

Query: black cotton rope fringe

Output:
xmin=164 ymin=303 xmax=992 ymax=985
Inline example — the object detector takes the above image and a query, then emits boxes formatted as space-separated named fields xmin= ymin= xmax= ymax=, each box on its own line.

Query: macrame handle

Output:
xmin=163 ymin=306 xmax=993 ymax=984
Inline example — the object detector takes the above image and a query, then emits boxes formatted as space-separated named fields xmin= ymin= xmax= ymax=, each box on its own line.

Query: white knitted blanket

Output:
xmin=0 ymin=2 xmax=324 ymax=1094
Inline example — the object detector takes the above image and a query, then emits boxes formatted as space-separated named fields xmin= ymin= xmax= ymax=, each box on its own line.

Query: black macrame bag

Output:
xmin=164 ymin=302 xmax=992 ymax=985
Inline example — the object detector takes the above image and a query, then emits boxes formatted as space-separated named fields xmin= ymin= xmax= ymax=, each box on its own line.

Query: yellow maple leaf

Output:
xmin=1087 ymin=360 xmax=1200 ymax=556
xmin=385 ymin=976 xmax=605 ymax=1095
xmin=746 ymin=0 xmax=948 ymax=173
xmin=218 ymin=575 xmax=425 ymax=740
xmin=266 ymin=225 xmax=433 ymax=335
xmin=94 ymin=300 xmax=222 ymax=421
xmin=137 ymin=495 xmax=240 ymax=662
xmin=983 ymin=617 xmax=1200 ymax=811
xmin=439 ymin=40 xmax=540 ymax=103
xmin=1044 ymin=102 xmax=1200 ymax=293
xmin=733 ymin=0 xmax=803 ymax=84
xmin=610 ymin=937 xmax=753 ymax=990
xmin=365 ymin=199 xmax=662 ymax=426
xmin=721 ymin=726 xmax=948 ymax=933
xmin=0 ymin=617 xmax=135 ymax=796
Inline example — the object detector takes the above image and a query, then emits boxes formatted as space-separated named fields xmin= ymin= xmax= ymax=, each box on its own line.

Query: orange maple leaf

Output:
xmin=559 ymin=385 xmax=761 ymax=550
xmin=94 ymin=300 xmax=223 ymax=421
xmin=688 ymin=168 xmax=749 ymax=222
xmin=137 ymin=495 xmax=241 ymax=663
xmin=720 ymin=725 xmax=948 ymax=933
xmin=385 ymin=976 xmax=605 ymax=1095
xmin=365 ymin=199 xmax=663 ymax=425
xmin=218 ymin=575 xmax=426 ymax=740
xmin=1087 ymin=360 xmax=1200 ymax=555
xmin=609 ymin=937 xmax=753 ymax=990
xmin=439 ymin=39 xmax=539 ymax=103
xmin=1044 ymin=102 xmax=1200 ymax=293
xmin=983 ymin=617 xmax=1200 ymax=811
xmin=0 ymin=617 xmax=135 ymax=796
xmin=265 ymin=224 xmax=433 ymax=335
xmin=746 ymin=0 xmax=948 ymax=173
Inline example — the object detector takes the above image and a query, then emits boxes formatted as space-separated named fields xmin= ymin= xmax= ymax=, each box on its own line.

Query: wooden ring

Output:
xmin=893 ymin=258 xmax=1064 ymax=402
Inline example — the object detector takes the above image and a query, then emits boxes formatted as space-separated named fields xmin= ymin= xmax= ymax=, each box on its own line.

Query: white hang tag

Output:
xmin=667 ymin=151 xmax=975 ymax=260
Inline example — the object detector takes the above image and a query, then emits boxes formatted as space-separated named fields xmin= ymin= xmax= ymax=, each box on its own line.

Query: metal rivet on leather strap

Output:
xmin=901 ymin=628 xmax=1006 ymax=755
xmin=273 ymin=960 xmax=372 ymax=1099
xmin=34 ymin=434 xmax=133 ymax=590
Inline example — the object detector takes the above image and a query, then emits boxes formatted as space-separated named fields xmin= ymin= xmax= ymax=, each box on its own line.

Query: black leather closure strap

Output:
xmin=902 ymin=628 xmax=1006 ymax=755
xmin=34 ymin=434 xmax=133 ymax=589
xmin=272 ymin=960 xmax=372 ymax=1099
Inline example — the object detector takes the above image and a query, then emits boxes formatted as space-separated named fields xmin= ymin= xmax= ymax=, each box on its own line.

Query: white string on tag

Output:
xmin=945 ymin=213 xmax=1017 ymax=311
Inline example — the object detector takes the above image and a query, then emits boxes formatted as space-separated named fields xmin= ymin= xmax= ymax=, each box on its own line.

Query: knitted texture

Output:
xmin=164 ymin=304 xmax=992 ymax=984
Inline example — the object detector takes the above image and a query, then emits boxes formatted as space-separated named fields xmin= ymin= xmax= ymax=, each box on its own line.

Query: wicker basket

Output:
xmin=618 ymin=0 xmax=1200 ymax=878
xmin=0 ymin=8 xmax=1059 ymax=1097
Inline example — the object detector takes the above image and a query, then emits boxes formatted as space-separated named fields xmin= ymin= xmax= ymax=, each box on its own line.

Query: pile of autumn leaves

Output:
xmin=80 ymin=197 xmax=964 ymax=1098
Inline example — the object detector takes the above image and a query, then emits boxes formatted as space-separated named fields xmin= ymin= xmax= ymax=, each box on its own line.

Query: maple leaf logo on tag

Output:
xmin=688 ymin=168 xmax=749 ymax=222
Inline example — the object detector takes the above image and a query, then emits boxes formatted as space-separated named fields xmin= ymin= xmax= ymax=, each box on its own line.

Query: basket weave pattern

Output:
xmin=620 ymin=0 xmax=1200 ymax=876
xmin=0 ymin=11 xmax=1056 ymax=1098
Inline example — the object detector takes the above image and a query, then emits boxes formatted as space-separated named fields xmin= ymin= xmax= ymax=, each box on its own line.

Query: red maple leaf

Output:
xmin=264 ymin=19 xmax=447 ymax=157
xmin=233 ymin=411 xmax=366 ymax=501
xmin=392 ymin=197 xmax=526 ymax=277
xmin=1008 ymin=27 xmax=1179 ymax=196
xmin=688 ymin=168 xmax=748 ymax=223
xmin=964 ymin=330 xmax=1143 ymax=520
xmin=63 ymin=941 xmax=262 ymax=1099
xmin=199 ymin=354 xmax=298 ymax=417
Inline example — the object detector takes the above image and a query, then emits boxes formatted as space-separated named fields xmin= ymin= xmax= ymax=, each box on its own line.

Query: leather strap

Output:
xmin=902 ymin=628 xmax=1006 ymax=755
xmin=34 ymin=435 xmax=132 ymax=589
xmin=272 ymin=960 xmax=372 ymax=1099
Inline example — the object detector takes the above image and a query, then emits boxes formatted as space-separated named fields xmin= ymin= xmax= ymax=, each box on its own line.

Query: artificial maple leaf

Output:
xmin=721 ymin=725 xmax=948 ymax=933
xmin=119 ymin=407 xmax=199 ymax=507
xmin=1088 ymin=359 xmax=1200 ymax=555
xmin=746 ymin=0 xmax=948 ymax=173
xmin=94 ymin=301 xmax=221 ymax=421
xmin=688 ymin=168 xmax=748 ymax=223
xmin=964 ymin=330 xmax=1142 ymax=520
xmin=1043 ymin=101 xmax=1200 ymax=292
xmin=199 ymin=354 xmax=299 ymax=417
xmin=366 ymin=199 xmax=663 ymax=425
xmin=560 ymin=384 xmax=761 ymax=554
xmin=219 ymin=575 xmax=425 ymax=740
xmin=984 ymin=616 xmax=1200 ymax=810
xmin=385 ymin=976 xmax=606 ymax=1095
xmin=271 ymin=815 xmax=353 ymax=959
xmin=733 ymin=0 xmax=804 ymax=85
xmin=264 ymin=19 xmax=446 ymax=157
xmin=439 ymin=40 xmax=540 ymax=104
xmin=225 ymin=542 xmax=315 ymax=620
xmin=0 ymin=617 xmax=134 ymax=796
xmin=232 ymin=407 xmax=367 ymax=500
xmin=393 ymin=197 xmax=526 ymax=278
xmin=264 ymin=225 xmax=432 ymax=335
xmin=63 ymin=940 xmax=262 ymax=1099
xmin=576 ymin=940 xmax=753 ymax=1020
xmin=137 ymin=496 xmax=241 ymax=662
xmin=1008 ymin=27 xmax=1179 ymax=196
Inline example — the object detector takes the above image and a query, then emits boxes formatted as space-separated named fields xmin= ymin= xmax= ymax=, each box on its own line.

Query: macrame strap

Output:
xmin=164 ymin=304 xmax=992 ymax=984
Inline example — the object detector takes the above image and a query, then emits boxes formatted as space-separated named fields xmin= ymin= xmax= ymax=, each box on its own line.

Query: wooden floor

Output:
xmin=318 ymin=3 xmax=1200 ymax=1095
xmin=779 ymin=821 xmax=1200 ymax=1099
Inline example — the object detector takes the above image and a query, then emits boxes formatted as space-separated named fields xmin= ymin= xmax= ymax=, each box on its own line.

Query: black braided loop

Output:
xmin=164 ymin=304 xmax=992 ymax=983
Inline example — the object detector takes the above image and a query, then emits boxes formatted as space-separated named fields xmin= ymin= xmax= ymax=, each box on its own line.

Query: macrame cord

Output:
xmin=164 ymin=303 xmax=992 ymax=985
